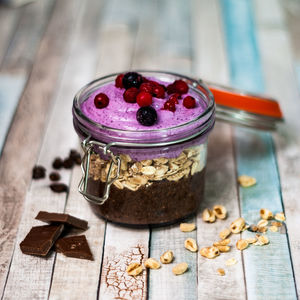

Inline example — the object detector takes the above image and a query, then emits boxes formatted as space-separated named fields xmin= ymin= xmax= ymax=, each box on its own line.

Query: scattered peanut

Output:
xmin=213 ymin=205 xmax=227 ymax=219
xmin=238 ymin=175 xmax=256 ymax=187
xmin=260 ymin=208 xmax=273 ymax=220
xmin=200 ymin=246 xmax=220 ymax=259
xmin=184 ymin=238 xmax=198 ymax=252
xmin=249 ymin=225 xmax=258 ymax=232
xmin=219 ymin=228 xmax=231 ymax=240
xmin=213 ymin=239 xmax=230 ymax=247
xmin=144 ymin=258 xmax=161 ymax=269
xmin=258 ymin=226 xmax=268 ymax=233
xmin=217 ymin=268 xmax=225 ymax=276
xmin=202 ymin=208 xmax=216 ymax=223
xmin=269 ymin=225 xmax=278 ymax=232
xmin=126 ymin=263 xmax=143 ymax=276
xmin=216 ymin=245 xmax=231 ymax=253
xmin=256 ymin=235 xmax=269 ymax=245
xmin=225 ymin=258 xmax=237 ymax=266
xmin=180 ymin=223 xmax=196 ymax=232
xmin=160 ymin=250 xmax=174 ymax=264
xmin=172 ymin=263 xmax=188 ymax=275
xmin=230 ymin=217 xmax=246 ymax=234
xmin=275 ymin=212 xmax=286 ymax=221
xmin=236 ymin=239 xmax=249 ymax=250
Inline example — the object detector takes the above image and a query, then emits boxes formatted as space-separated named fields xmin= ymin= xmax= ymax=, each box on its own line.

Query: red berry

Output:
xmin=153 ymin=85 xmax=165 ymax=98
xmin=183 ymin=96 xmax=196 ymax=108
xmin=166 ymin=83 xmax=176 ymax=94
xmin=174 ymin=80 xmax=189 ymax=94
xmin=94 ymin=93 xmax=109 ymax=108
xmin=115 ymin=74 xmax=124 ymax=88
xmin=163 ymin=100 xmax=176 ymax=112
xmin=142 ymin=77 xmax=149 ymax=83
xmin=169 ymin=93 xmax=181 ymax=104
xmin=123 ymin=87 xmax=139 ymax=103
xmin=136 ymin=91 xmax=152 ymax=107
xmin=149 ymin=80 xmax=160 ymax=87
xmin=140 ymin=83 xmax=153 ymax=94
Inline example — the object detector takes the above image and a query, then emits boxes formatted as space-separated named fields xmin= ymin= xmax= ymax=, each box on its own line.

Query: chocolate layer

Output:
xmin=87 ymin=169 xmax=205 ymax=226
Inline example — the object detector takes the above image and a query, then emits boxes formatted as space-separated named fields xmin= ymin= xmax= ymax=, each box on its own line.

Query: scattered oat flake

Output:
xmin=236 ymin=239 xmax=249 ymax=250
xmin=256 ymin=235 xmax=269 ymax=245
xmin=269 ymin=226 xmax=278 ymax=232
xmin=219 ymin=228 xmax=231 ymax=240
xmin=217 ymin=268 xmax=225 ymax=276
xmin=271 ymin=221 xmax=282 ymax=227
xmin=226 ymin=258 xmax=237 ymax=266
xmin=260 ymin=208 xmax=273 ymax=220
xmin=246 ymin=237 xmax=257 ymax=244
xmin=238 ymin=175 xmax=256 ymax=187
xmin=257 ymin=219 xmax=268 ymax=227
xmin=275 ymin=212 xmax=286 ymax=221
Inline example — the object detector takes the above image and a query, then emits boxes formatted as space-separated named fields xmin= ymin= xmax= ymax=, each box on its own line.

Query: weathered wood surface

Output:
xmin=0 ymin=0 xmax=300 ymax=299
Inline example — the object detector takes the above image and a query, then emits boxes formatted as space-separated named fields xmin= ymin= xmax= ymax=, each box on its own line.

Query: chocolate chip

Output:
xmin=52 ymin=158 xmax=63 ymax=169
xmin=69 ymin=149 xmax=81 ymax=165
xmin=32 ymin=165 xmax=46 ymax=179
xmin=49 ymin=172 xmax=61 ymax=182
xmin=50 ymin=183 xmax=68 ymax=193
xmin=63 ymin=157 xmax=74 ymax=169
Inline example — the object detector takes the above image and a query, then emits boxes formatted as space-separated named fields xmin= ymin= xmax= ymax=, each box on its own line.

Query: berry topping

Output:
xmin=137 ymin=91 xmax=152 ymax=107
xmin=163 ymin=100 xmax=176 ymax=112
xmin=169 ymin=93 xmax=180 ymax=104
xmin=183 ymin=96 xmax=196 ymax=108
xmin=174 ymin=80 xmax=189 ymax=94
xmin=136 ymin=106 xmax=157 ymax=126
xmin=166 ymin=83 xmax=176 ymax=94
xmin=139 ymin=82 xmax=153 ymax=94
xmin=115 ymin=74 xmax=124 ymax=88
xmin=94 ymin=93 xmax=109 ymax=108
xmin=123 ymin=87 xmax=139 ymax=103
xmin=122 ymin=72 xmax=143 ymax=89
xmin=153 ymin=85 xmax=165 ymax=98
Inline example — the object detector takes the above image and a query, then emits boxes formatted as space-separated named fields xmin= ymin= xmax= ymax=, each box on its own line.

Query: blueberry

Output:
xmin=136 ymin=106 xmax=157 ymax=126
xmin=122 ymin=72 xmax=143 ymax=89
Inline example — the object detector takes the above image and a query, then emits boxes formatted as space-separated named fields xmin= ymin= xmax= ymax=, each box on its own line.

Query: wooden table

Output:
xmin=0 ymin=0 xmax=300 ymax=299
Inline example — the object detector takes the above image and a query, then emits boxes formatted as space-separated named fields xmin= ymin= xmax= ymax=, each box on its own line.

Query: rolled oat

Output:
xmin=275 ymin=212 xmax=286 ymax=221
xmin=238 ymin=175 xmax=256 ymax=187
xmin=236 ymin=239 xmax=249 ymax=250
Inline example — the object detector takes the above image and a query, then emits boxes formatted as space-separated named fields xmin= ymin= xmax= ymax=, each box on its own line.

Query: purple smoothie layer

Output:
xmin=81 ymin=78 xmax=207 ymax=131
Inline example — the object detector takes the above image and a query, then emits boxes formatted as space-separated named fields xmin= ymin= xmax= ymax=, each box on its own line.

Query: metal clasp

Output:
xmin=78 ymin=136 xmax=121 ymax=205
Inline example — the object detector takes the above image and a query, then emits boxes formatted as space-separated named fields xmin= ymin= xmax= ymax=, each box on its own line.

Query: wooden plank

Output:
xmin=95 ymin=1 xmax=150 ymax=299
xmin=131 ymin=0 xmax=198 ymax=299
xmin=0 ymin=0 xmax=84 ymax=296
xmin=0 ymin=74 xmax=26 ymax=154
xmin=256 ymin=0 xmax=300 ymax=296
xmin=0 ymin=6 xmax=20 ymax=66
xmin=192 ymin=1 xmax=246 ymax=298
xmin=220 ymin=0 xmax=297 ymax=299
xmin=1 ymin=0 xmax=56 ymax=73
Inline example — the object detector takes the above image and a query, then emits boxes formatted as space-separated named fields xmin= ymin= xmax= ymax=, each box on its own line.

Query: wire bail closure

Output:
xmin=78 ymin=136 xmax=121 ymax=205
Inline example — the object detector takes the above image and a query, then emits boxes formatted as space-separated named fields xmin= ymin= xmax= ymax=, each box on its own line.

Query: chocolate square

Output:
xmin=55 ymin=235 xmax=93 ymax=260
xmin=20 ymin=224 xmax=64 ymax=256
xmin=35 ymin=211 xmax=88 ymax=230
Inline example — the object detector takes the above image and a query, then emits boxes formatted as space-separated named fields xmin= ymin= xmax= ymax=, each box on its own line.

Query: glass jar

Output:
xmin=72 ymin=71 xmax=215 ymax=226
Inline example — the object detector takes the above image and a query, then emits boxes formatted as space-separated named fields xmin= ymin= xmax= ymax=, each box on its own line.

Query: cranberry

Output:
xmin=174 ymin=80 xmax=189 ymax=94
xmin=163 ymin=100 xmax=176 ymax=112
xmin=137 ymin=92 xmax=152 ymax=107
xmin=115 ymin=74 xmax=124 ymax=88
xmin=136 ymin=106 xmax=157 ymax=126
xmin=169 ymin=93 xmax=181 ymax=104
xmin=166 ymin=83 xmax=176 ymax=94
xmin=140 ymin=82 xmax=153 ymax=94
xmin=153 ymin=85 xmax=165 ymax=98
xmin=148 ymin=80 xmax=160 ymax=87
xmin=123 ymin=87 xmax=139 ymax=103
xmin=122 ymin=72 xmax=143 ymax=89
xmin=142 ymin=77 xmax=149 ymax=83
xmin=183 ymin=96 xmax=196 ymax=108
xmin=94 ymin=93 xmax=109 ymax=108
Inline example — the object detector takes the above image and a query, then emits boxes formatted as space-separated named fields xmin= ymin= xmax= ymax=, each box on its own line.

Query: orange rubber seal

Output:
xmin=208 ymin=86 xmax=283 ymax=120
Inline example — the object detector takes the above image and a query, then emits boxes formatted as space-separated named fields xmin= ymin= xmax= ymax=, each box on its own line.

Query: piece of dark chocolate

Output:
xmin=20 ymin=224 xmax=64 ymax=256
xmin=50 ymin=183 xmax=68 ymax=193
xmin=35 ymin=211 xmax=88 ymax=230
xmin=55 ymin=235 xmax=93 ymax=260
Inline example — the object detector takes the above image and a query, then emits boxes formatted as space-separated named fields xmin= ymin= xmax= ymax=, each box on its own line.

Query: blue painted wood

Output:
xmin=0 ymin=74 xmax=26 ymax=155
xmin=221 ymin=0 xmax=297 ymax=299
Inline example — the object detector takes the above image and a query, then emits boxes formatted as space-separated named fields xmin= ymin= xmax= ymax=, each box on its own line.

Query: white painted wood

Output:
xmin=1 ymin=1 xmax=94 ymax=299
xmin=192 ymin=1 xmax=246 ymax=299
xmin=255 ymin=0 xmax=300 ymax=296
